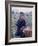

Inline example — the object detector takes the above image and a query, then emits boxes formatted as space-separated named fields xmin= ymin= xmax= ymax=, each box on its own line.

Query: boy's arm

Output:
xmin=20 ymin=20 xmax=26 ymax=30
xmin=16 ymin=20 xmax=20 ymax=27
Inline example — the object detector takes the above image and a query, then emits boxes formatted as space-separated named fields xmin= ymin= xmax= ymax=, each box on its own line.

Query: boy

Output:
xmin=15 ymin=12 xmax=26 ymax=37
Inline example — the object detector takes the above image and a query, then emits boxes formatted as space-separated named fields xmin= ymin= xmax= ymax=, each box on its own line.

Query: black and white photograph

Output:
xmin=10 ymin=7 xmax=32 ymax=38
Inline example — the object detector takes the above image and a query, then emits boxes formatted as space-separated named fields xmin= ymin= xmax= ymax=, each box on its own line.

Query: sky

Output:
xmin=11 ymin=7 xmax=33 ymax=13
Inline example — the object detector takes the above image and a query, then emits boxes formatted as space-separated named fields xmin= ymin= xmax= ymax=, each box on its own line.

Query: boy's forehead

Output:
xmin=20 ymin=14 xmax=24 ymax=16
xmin=20 ymin=15 xmax=25 ymax=17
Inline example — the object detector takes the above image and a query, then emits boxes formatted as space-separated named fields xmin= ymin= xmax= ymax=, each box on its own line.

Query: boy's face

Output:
xmin=20 ymin=16 xmax=25 ymax=20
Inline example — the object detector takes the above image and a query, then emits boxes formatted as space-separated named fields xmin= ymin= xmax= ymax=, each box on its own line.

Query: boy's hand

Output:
xmin=20 ymin=26 xmax=25 ymax=30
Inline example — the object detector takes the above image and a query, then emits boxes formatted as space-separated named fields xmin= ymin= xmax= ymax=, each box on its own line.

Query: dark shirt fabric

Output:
xmin=16 ymin=20 xmax=26 ymax=29
xmin=15 ymin=19 xmax=26 ymax=37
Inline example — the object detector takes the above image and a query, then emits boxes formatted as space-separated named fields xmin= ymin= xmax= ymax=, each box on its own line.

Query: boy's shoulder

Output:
xmin=18 ymin=19 xmax=20 ymax=21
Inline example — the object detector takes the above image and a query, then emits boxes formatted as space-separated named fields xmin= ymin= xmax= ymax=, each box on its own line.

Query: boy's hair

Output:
xmin=20 ymin=12 xmax=24 ymax=16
